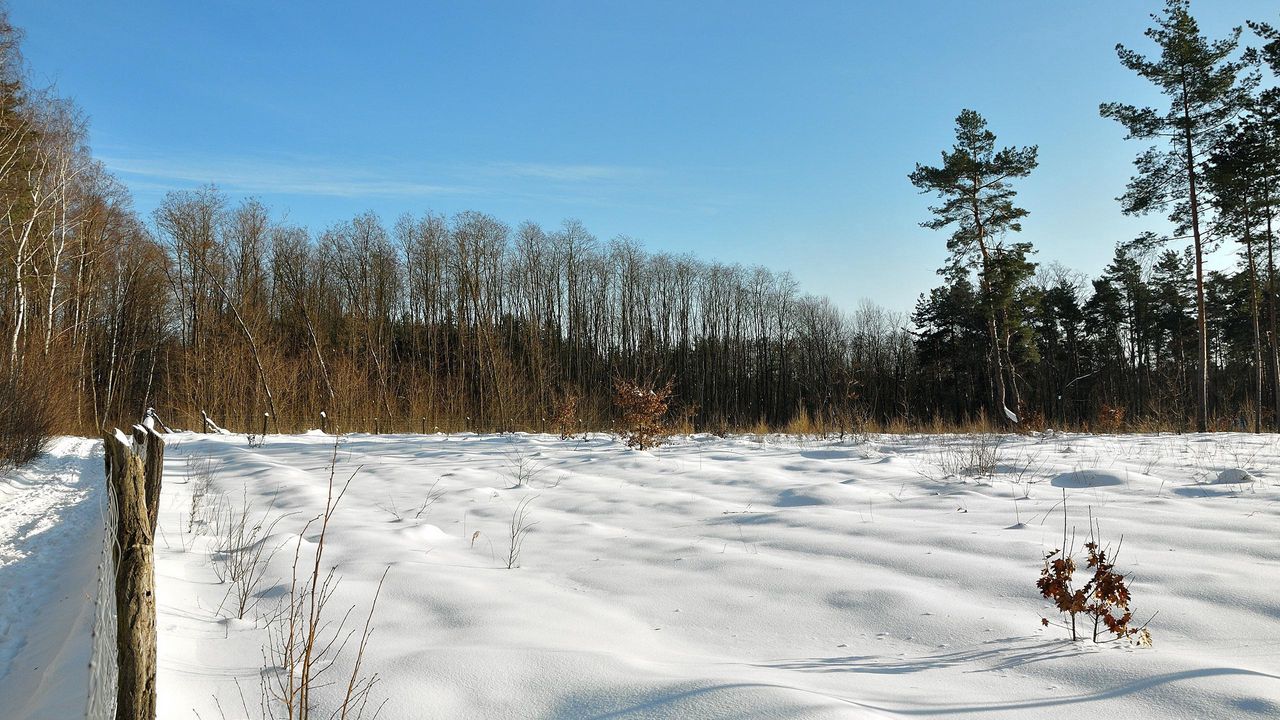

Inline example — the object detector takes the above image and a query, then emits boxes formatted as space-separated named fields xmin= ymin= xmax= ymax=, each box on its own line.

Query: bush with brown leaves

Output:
xmin=0 ymin=371 xmax=57 ymax=468
xmin=551 ymin=393 xmax=580 ymax=440
xmin=1094 ymin=404 xmax=1126 ymax=433
xmin=1037 ymin=497 xmax=1152 ymax=645
xmin=613 ymin=379 xmax=672 ymax=450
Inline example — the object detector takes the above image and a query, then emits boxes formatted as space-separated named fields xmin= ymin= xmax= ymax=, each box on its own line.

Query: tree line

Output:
xmin=912 ymin=1 xmax=1280 ymax=432
xmin=2 ymin=1 xmax=1280 ymax=444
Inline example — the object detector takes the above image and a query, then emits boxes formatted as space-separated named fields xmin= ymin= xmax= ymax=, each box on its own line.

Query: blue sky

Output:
xmin=9 ymin=1 xmax=1277 ymax=314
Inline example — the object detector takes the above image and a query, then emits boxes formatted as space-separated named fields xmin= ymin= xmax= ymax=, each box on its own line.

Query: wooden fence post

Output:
xmin=130 ymin=425 xmax=165 ymax=533
xmin=104 ymin=428 xmax=161 ymax=720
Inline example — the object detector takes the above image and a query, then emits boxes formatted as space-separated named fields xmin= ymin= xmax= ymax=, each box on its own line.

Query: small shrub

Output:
xmin=185 ymin=455 xmax=222 ymax=535
xmin=1019 ymin=408 xmax=1046 ymax=433
xmin=212 ymin=487 xmax=288 ymax=620
xmin=377 ymin=479 xmax=446 ymax=521
xmin=842 ymin=405 xmax=876 ymax=443
xmin=501 ymin=444 xmax=546 ymax=487
xmin=931 ymin=434 xmax=1002 ymax=479
xmin=613 ymin=378 xmax=672 ymax=450
xmin=0 ymin=372 xmax=56 ymax=468
xmin=1037 ymin=496 xmax=1152 ymax=645
xmin=264 ymin=439 xmax=386 ymax=719
xmin=1095 ymin=404 xmax=1126 ymax=433
xmin=551 ymin=393 xmax=580 ymax=440
xmin=505 ymin=496 xmax=538 ymax=569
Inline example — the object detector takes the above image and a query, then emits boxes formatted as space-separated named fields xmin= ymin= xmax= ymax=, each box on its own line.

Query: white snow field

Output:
xmin=5 ymin=431 xmax=1280 ymax=719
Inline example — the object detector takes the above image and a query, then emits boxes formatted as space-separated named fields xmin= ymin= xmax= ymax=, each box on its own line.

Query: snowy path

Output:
xmin=0 ymin=437 xmax=103 ymax=720
xmin=148 ymin=431 xmax=1280 ymax=719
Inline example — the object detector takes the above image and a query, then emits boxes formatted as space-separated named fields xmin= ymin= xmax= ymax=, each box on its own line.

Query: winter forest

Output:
xmin=3 ymin=3 xmax=1280 ymax=451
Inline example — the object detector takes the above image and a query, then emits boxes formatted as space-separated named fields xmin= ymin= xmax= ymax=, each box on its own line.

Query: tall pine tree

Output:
xmin=1100 ymin=0 xmax=1256 ymax=431
xmin=1206 ymin=122 xmax=1269 ymax=430
xmin=909 ymin=109 xmax=1038 ymax=425
xmin=1246 ymin=18 xmax=1280 ymax=429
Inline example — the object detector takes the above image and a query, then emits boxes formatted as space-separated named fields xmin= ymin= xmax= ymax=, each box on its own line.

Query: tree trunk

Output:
xmin=972 ymin=209 xmax=1011 ymax=427
xmin=1245 ymin=221 xmax=1262 ymax=433
xmin=1268 ymin=212 xmax=1280 ymax=431
xmin=1182 ymin=110 xmax=1209 ymax=433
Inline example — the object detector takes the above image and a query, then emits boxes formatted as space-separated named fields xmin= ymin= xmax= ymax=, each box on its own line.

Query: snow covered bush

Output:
xmin=1037 ymin=499 xmax=1152 ymax=645
xmin=613 ymin=378 xmax=672 ymax=450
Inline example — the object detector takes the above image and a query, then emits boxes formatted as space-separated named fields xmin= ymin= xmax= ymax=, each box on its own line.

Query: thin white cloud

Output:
xmin=101 ymin=153 xmax=471 ymax=198
xmin=100 ymin=152 xmax=652 ymax=200
xmin=482 ymin=162 xmax=648 ymax=182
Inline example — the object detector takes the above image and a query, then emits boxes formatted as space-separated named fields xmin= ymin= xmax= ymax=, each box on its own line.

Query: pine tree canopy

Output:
xmin=907 ymin=109 xmax=1039 ymax=272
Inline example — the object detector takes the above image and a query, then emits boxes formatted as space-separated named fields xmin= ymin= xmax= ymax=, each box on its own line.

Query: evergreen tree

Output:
xmin=1100 ymin=0 xmax=1256 ymax=431
xmin=1100 ymin=245 xmax=1153 ymax=414
xmin=1260 ymin=98 xmax=1280 ymax=431
xmin=1247 ymin=18 xmax=1280 ymax=73
xmin=1148 ymin=249 xmax=1199 ymax=419
xmin=1243 ymin=19 xmax=1280 ymax=428
xmin=1206 ymin=122 xmax=1268 ymax=430
xmin=1084 ymin=274 xmax=1128 ymax=414
xmin=909 ymin=109 xmax=1038 ymax=425
xmin=1032 ymin=270 xmax=1086 ymax=424
xmin=1205 ymin=269 xmax=1256 ymax=426
xmin=911 ymin=279 xmax=987 ymax=422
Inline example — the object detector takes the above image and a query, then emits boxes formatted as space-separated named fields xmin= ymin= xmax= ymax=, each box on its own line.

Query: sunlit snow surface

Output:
xmin=6 ymin=432 xmax=1280 ymax=719
xmin=0 ymin=437 xmax=102 ymax=719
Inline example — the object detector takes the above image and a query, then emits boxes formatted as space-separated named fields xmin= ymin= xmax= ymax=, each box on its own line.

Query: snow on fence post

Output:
xmin=143 ymin=407 xmax=175 ymax=434
xmin=103 ymin=427 xmax=162 ymax=720
xmin=320 ymin=410 xmax=328 ymax=434
xmin=200 ymin=410 xmax=230 ymax=435
xmin=131 ymin=425 xmax=165 ymax=534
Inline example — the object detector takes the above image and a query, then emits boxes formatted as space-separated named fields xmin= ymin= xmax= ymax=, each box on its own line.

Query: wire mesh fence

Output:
xmin=86 ymin=474 xmax=118 ymax=720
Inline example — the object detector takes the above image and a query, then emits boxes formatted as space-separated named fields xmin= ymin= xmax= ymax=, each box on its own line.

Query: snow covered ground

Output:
xmin=0 ymin=437 xmax=103 ymax=719
xmin=5 ymin=431 xmax=1280 ymax=718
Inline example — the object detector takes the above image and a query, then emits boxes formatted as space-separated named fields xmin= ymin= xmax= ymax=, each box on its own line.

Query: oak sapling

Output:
xmin=614 ymin=378 xmax=673 ymax=450
xmin=1037 ymin=496 xmax=1152 ymax=645
xmin=552 ymin=393 xmax=580 ymax=441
